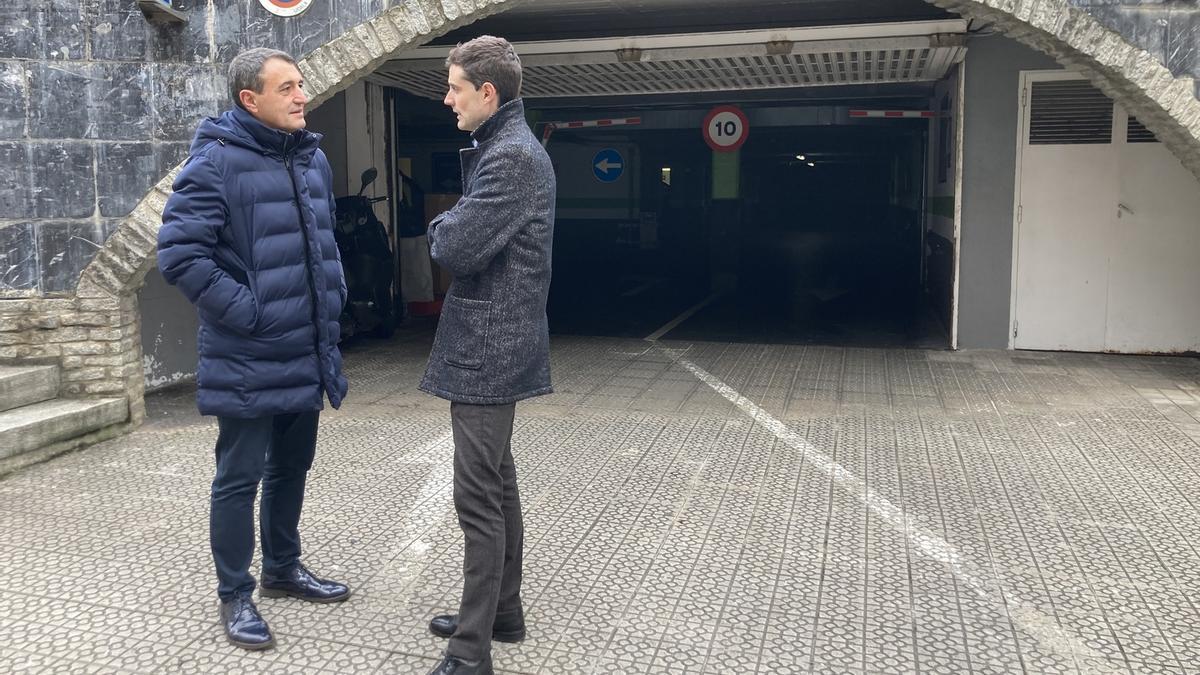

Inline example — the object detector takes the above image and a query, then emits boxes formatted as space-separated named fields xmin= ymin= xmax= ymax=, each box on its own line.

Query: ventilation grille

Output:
xmin=1127 ymin=116 xmax=1158 ymax=143
xmin=1028 ymin=80 xmax=1113 ymax=145
xmin=372 ymin=45 xmax=966 ymax=99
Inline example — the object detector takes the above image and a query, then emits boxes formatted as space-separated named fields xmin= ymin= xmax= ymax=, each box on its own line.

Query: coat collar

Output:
xmin=195 ymin=107 xmax=322 ymax=160
xmin=470 ymin=98 xmax=526 ymax=146
xmin=231 ymin=107 xmax=316 ymax=156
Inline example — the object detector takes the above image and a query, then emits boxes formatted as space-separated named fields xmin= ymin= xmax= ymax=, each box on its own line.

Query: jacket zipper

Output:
xmin=283 ymin=149 xmax=328 ymax=392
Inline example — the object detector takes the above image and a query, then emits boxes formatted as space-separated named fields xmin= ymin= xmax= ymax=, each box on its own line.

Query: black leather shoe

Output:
xmin=427 ymin=654 xmax=494 ymax=675
xmin=219 ymin=594 xmax=274 ymax=650
xmin=260 ymin=564 xmax=351 ymax=603
xmin=428 ymin=614 xmax=525 ymax=642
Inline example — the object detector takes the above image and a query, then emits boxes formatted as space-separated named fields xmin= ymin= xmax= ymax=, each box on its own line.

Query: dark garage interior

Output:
xmin=541 ymin=106 xmax=946 ymax=348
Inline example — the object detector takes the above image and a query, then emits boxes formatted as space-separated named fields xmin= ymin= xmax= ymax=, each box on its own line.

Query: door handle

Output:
xmin=1117 ymin=202 xmax=1135 ymax=218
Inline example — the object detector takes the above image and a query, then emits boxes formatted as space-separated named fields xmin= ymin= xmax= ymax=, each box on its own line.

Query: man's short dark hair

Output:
xmin=229 ymin=48 xmax=298 ymax=111
xmin=446 ymin=36 xmax=522 ymax=105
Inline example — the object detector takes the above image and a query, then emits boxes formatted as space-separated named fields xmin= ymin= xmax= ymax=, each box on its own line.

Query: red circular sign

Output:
xmin=259 ymin=0 xmax=313 ymax=16
xmin=702 ymin=105 xmax=749 ymax=152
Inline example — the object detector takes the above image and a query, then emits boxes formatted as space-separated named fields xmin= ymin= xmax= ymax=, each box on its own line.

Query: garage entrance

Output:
xmin=522 ymin=109 xmax=939 ymax=348
xmin=366 ymin=19 xmax=967 ymax=349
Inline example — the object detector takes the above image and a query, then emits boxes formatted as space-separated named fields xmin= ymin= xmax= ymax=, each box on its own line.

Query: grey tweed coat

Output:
xmin=419 ymin=98 xmax=556 ymax=405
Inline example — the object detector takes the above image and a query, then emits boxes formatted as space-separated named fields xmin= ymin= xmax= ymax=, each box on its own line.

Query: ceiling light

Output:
xmin=807 ymin=162 xmax=815 ymax=167
xmin=796 ymin=154 xmax=806 ymax=160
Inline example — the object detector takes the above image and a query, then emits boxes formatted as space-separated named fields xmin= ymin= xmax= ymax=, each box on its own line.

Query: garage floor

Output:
xmin=2 ymin=329 xmax=1200 ymax=674
xmin=661 ymin=286 xmax=946 ymax=349
xmin=549 ymin=275 xmax=947 ymax=349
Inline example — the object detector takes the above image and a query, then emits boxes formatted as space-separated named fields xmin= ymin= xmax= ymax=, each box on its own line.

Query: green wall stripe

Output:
xmin=928 ymin=195 xmax=955 ymax=219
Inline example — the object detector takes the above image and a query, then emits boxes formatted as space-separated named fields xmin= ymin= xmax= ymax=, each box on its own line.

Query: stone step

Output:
xmin=0 ymin=365 xmax=59 ymax=413
xmin=0 ymin=398 xmax=127 ymax=461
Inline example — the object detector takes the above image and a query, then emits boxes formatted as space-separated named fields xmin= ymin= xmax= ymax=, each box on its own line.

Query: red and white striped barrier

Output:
xmin=541 ymin=117 xmax=642 ymax=146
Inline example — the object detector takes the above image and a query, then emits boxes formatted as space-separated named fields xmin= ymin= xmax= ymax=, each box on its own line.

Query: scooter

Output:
xmin=334 ymin=168 xmax=396 ymax=341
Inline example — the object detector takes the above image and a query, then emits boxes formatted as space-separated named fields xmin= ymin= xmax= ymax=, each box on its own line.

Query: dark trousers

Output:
xmin=447 ymin=402 xmax=524 ymax=661
xmin=211 ymin=411 xmax=319 ymax=600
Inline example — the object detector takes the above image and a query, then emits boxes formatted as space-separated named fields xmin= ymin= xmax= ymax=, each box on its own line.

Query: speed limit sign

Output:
xmin=259 ymin=0 xmax=314 ymax=16
xmin=702 ymin=105 xmax=749 ymax=152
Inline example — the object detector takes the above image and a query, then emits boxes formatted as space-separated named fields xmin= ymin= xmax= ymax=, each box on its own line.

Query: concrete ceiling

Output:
xmin=433 ymin=0 xmax=956 ymax=43
xmin=377 ymin=19 xmax=967 ymax=102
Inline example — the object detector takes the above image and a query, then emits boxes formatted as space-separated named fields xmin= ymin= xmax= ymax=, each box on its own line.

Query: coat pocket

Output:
xmin=441 ymin=295 xmax=491 ymax=370
xmin=213 ymin=246 xmax=259 ymax=335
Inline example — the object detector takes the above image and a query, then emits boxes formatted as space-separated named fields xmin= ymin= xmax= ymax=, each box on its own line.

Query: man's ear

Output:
xmin=239 ymin=89 xmax=258 ymax=113
xmin=481 ymin=81 xmax=497 ymax=103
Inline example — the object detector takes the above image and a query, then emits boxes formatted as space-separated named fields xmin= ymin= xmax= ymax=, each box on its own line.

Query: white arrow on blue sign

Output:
xmin=592 ymin=148 xmax=624 ymax=183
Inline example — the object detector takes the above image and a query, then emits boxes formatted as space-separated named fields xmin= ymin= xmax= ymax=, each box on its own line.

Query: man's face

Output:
xmin=241 ymin=58 xmax=308 ymax=133
xmin=444 ymin=65 xmax=498 ymax=132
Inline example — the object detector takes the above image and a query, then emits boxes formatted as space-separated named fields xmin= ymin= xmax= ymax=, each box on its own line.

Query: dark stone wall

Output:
xmin=1068 ymin=0 xmax=1200 ymax=97
xmin=0 ymin=0 xmax=384 ymax=296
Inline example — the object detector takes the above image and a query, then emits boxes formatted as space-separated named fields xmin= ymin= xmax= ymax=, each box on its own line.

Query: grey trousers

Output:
xmin=447 ymin=401 xmax=525 ymax=661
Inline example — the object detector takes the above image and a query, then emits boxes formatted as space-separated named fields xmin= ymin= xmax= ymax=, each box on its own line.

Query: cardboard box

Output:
xmin=425 ymin=194 xmax=460 ymax=296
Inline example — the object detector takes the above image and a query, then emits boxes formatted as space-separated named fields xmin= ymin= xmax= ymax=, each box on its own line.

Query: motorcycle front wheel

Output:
xmin=371 ymin=286 xmax=396 ymax=339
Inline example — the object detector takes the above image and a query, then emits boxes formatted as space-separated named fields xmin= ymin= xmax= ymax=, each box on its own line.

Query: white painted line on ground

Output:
xmin=644 ymin=293 xmax=721 ymax=342
xmin=380 ymin=431 xmax=455 ymax=574
xmin=656 ymin=345 xmax=1112 ymax=670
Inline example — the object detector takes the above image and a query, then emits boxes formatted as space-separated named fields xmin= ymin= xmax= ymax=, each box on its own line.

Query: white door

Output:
xmin=1105 ymin=112 xmax=1200 ymax=353
xmin=1012 ymin=73 xmax=1117 ymax=351
xmin=1013 ymin=72 xmax=1200 ymax=353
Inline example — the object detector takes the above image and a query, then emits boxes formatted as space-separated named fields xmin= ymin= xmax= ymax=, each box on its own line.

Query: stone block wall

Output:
xmin=0 ymin=286 xmax=145 ymax=422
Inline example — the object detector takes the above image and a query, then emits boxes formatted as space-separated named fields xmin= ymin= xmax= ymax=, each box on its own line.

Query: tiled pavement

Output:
xmin=2 ymin=330 xmax=1200 ymax=674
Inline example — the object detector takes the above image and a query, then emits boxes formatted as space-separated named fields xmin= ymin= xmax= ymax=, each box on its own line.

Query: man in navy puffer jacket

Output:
xmin=157 ymin=48 xmax=351 ymax=651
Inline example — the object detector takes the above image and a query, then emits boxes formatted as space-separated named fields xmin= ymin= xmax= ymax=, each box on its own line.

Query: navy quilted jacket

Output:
xmin=157 ymin=107 xmax=348 ymax=418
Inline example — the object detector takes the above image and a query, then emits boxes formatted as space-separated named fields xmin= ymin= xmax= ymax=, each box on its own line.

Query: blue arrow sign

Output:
xmin=592 ymin=148 xmax=624 ymax=183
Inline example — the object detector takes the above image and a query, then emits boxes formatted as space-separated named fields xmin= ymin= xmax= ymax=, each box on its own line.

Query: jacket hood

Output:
xmin=190 ymin=106 xmax=323 ymax=158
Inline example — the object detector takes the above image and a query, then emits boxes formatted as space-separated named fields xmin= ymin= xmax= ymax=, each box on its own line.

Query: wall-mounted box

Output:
xmin=137 ymin=0 xmax=186 ymax=24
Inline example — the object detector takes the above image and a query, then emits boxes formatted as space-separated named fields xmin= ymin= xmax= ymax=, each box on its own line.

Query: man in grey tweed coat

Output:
xmin=419 ymin=35 xmax=555 ymax=675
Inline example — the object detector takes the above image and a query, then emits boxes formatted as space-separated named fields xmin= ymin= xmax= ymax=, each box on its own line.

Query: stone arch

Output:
xmin=77 ymin=0 xmax=525 ymax=302
xmin=928 ymin=0 xmax=1200 ymax=174
xmin=82 ymin=0 xmax=1200 ymax=300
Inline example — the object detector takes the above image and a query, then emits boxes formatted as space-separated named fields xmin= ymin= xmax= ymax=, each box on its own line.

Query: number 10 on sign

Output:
xmin=703 ymin=105 xmax=749 ymax=152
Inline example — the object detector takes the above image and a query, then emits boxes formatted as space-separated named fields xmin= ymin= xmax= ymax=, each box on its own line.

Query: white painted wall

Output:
xmin=343 ymin=81 xmax=391 ymax=227
xmin=139 ymin=268 xmax=198 ymax=391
